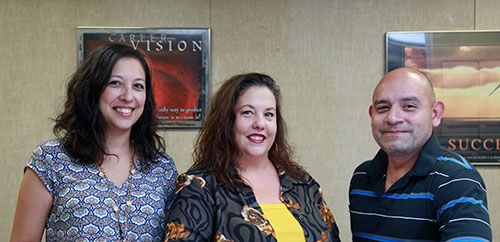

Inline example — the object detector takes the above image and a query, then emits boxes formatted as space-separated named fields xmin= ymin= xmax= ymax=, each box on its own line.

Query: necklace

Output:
xmin=98 ymin=142 xmax=136 ymax=242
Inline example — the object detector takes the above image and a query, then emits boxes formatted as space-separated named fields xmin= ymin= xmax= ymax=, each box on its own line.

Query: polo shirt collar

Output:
xmin=367 ymin=132 xmax=441 ymax=178
xmin=409 ymin=132 xmax=441 ymax=177
xmin=366 ymin=149 xmax=388 ymax=178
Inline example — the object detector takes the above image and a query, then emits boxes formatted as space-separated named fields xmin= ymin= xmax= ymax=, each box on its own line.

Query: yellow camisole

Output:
xmin=260 ymin=203 xmax=306 ymax=242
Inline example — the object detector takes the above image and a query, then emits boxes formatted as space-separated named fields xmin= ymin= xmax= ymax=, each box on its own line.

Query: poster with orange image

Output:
xmin=387 ymin=31 xmax=500 ymax=164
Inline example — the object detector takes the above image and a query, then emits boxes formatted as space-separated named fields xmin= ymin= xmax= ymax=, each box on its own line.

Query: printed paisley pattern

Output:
xmin=175 ymin=174 xmax=206 ymax=193
xmin=164 ymin=168 xmax=341 ymax=242
xmin=27 ymin=139 xmax=178 ymax=242
xmin=165 ymin=223 xmax=190 ymax=240
xmin=241 ymin=205 xmax=276 ymax=237
xmin=318 ymin=188 xmax=335 ymax=231
xmin=282 ymin=195 xmax=300 ymax=210
xmin=214 ymin=232 xmax=234 ymax=242
xmin=317 ymin=232 xmax=328 ymax=242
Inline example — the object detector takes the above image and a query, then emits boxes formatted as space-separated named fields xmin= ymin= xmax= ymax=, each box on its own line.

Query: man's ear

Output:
xmin=369 ymin=105 xmax=373 ymax=117
xmin=432 ymin=101 xmax=445 ymax=128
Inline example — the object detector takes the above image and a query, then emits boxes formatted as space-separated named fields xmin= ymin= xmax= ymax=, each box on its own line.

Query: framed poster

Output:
xmin=77 ymin=27 xmax=210 ymax=128
xmin=386 ymin=31 xmax=500 ymax=164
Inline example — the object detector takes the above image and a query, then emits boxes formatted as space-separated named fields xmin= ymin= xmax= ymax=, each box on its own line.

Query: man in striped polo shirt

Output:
xmin=349 ymin=67 xmax=491 ymax=241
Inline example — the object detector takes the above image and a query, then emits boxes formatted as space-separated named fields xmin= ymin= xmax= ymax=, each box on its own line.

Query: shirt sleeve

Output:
xmin=313 ymin=182 xmax=341 ymax=242
xmin=25 ymin=141 xmax=58 ymax=197
xmin=434 ymin=168 xmax=491 ymax=241
xmin=165 ymin=173 xmax=215 ymax=242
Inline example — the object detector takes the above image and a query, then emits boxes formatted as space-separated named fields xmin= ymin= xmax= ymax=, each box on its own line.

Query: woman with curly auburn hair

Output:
xmin=11 ymin=43 xmax=178 ymax=242
xmin=165 ymin=73 xmax=340 ymax=242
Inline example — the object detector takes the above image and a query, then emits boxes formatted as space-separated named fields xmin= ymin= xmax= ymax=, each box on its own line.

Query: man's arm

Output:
xmin=435 ymin=169 xmax=491 ymax=241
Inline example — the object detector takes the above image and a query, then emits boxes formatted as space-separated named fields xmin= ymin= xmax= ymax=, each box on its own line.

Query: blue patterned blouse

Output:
xmin=26 ymin=139 xmax=178 ymax=242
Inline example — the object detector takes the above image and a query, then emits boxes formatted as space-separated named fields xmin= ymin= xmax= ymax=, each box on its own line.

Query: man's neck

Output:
xmin=384 ymin=150 xmax=421 ymax=192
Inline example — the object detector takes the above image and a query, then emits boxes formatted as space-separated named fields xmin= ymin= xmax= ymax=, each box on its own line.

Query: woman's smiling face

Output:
xmin=99 ymin=57 xmax=146 ymax=135
xmin=233 ymin=86 xmax=277 ymax=163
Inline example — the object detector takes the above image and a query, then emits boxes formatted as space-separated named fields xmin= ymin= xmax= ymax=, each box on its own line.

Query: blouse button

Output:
xmin=126 ymin=201 xmax=132 ymax=206
xmin=113 ymin=205 xmax=119 ymax=212
xmin=130 ymin=169 xmax=136 ymax=175
xmin=99 ymin=171 xmax=104 ymax=177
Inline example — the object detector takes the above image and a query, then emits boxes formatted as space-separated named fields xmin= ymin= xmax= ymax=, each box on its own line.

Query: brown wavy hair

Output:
xmin=53 ymin=43 xmax=166 ymax=169
xmin=191 ymin=73 xmax=306 ymax=188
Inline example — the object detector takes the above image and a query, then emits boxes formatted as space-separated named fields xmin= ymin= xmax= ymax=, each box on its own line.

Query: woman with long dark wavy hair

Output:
xmin=165 ymin=73 xmax=340 ymax=242
xmin=11 ymin=43 xmax=178 ymax=242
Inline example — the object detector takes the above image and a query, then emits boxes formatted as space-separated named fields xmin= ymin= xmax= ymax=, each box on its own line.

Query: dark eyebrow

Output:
xmin=373 ymin=96 xmax=421 ymax=105
xmin=109 ymin=75 xmax=145 ymax=82
xmin=237 ymin=104 xmax=254 ymax=111
xmin=401 ymin=96 xmax=421 ymax=104
xmin=373 ymin=99 xmax=388 ymax=106
xmin=237 ymin=105 xmax=276 ymax=112
xmin=109 ymin=75 xmax=124 ymax=79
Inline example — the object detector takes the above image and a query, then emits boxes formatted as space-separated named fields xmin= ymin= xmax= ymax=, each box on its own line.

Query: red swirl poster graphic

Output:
xmin=78 ymin=28 xmax=210 ymax=128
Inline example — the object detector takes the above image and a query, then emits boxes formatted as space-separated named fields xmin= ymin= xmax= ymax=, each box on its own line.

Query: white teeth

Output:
xmin=249 ymin=135 xmax=264 ymax=141
xmin=116 ymin=108 xmax=132 ymax=114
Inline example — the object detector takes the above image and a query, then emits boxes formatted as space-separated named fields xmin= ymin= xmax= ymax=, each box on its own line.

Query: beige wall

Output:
xmin=1 ymin=0 xmax=498 ymax=240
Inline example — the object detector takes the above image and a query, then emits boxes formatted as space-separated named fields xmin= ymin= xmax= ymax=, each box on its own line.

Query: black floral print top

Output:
xmin=165 ymin=168 xmax=341 ymax=242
